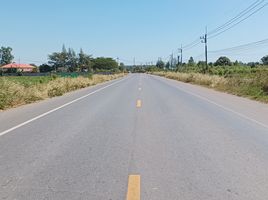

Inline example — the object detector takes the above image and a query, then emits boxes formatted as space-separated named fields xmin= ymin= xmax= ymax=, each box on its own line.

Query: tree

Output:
xmin=39 ymin=64 xmax=53 ymax=72
xmin=48 ymin=52 xmax=66 ymax=71
xmin=0 ymin=46 xmax=14 ymax=66
xmin=188 ymin=57 xmax=195 ymax=66
xmin=214 ymin=56 xmax=232 ymax=66
xmin=247 ymin=62 xmax=256 ymax=68
xmin=165 ymin=62 xmax=170 ymax=69
xmin=261 ymin=55 xmax=268 ymax=65
xmin=48 ymin=45 xmax=69 ymax=71
xmin=233 ymin=60 xmax=239 ymax=66
xmin=67 ymin=48 xmax=78 ymax=72
xmin=92 ymin=57 xmax=118 ymax=71
xmin=156 ymin=60 xmax=165 ymax=69
xmin=197 ymin=61 xmax=206 ymax=67
xmin=78 ymin=48 xmax=92 ymax=72
xmin=119 ymin=62 xmax=125 ymax=71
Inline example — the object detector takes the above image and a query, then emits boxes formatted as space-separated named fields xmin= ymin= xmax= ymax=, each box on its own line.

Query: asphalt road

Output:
xmin=1 ymin=74 xmax=268 ymax=200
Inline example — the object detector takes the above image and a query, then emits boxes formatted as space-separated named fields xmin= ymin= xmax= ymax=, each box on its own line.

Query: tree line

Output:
xmin=154 ymin=55 xmax=268 ymax=71
xmin=0 ymin=45 xmax=125 ymax=73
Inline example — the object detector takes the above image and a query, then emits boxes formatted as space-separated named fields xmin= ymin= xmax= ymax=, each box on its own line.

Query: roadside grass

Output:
xmin=3 ymin=76 xmax=55 ymax=87
xmin=151 ymin=70 xmax=268 ymax=103
xmin=0 ymin=74 xmax=126 ymax=110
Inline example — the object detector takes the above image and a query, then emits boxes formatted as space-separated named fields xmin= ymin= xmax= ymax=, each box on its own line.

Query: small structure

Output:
xmin=0 ymin=63 xmax=36 ymax=72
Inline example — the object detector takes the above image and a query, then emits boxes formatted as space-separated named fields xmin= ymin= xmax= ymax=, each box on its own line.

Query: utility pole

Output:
xmin=178 ymin=44 xmax=183 ymax=66
xmin=116 ymin=57 xmax=120 ymax=66
xmin=133 ymin=57 xmax=136 ymax=67
xmin=201 ymin=27 xmax=208 ymax=72
xmin=170 ymin=53 xmax=174 ymax=69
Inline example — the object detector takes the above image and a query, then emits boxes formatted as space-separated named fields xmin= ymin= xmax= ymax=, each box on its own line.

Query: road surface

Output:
xmin=1 ymin=74 xmax=268 ymax=200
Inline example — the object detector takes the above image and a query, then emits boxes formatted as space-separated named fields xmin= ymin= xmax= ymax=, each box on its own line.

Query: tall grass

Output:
xmin=151 ymin=71 xmax=268 ymax=103
xmin=0 ymin=74 xmax=125 ymax=110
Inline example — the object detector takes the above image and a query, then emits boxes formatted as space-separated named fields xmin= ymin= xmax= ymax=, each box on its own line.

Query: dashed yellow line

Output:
xmin=136 ymin=100 xmax=142 ymax=108
xmin=126 ymin=175 xmax=140 ymax=200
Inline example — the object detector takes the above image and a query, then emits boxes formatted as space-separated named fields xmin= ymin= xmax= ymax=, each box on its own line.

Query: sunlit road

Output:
xmin=1 ymin=74 xmax=268 ymax=200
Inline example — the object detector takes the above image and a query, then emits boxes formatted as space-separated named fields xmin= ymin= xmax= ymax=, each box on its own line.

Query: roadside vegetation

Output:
xmin=0 ymin=45 xmax=127 ymax=110
xmin=0 ymin=74 xmax=125 ymax=110
xmin=147 ymin=56 xmax=268 ymax=103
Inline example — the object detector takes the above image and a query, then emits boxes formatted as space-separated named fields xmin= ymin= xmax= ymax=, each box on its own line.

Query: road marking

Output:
xmin=0 ymin=77 xmax=128 ymax=137
xmin=138 ymin=87 xmax=142 ymax=91
xmin=154 ymin=75 xmax=268 ymax=130
xmin=136 ymin=100 xmax=142 ymax=108
xmin=126 ymin=175 xmax=140 ymax=200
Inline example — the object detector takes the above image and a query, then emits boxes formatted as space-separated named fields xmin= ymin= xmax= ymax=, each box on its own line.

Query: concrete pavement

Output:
xmin=0 ymin=74 xmax=268 ymax=199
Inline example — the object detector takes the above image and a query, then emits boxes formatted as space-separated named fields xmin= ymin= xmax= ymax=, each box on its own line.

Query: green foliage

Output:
xmin=215 ymin=56 xmax=232 ymax=66
xmin=92 ymin=57 xmax=119 ymax=71
xmin=39 ymin=64 xmax=53 ymax=72
xmin=165 ymin=62 xmax=170 ymax=69
xmin=4 ymin=76 xmax=54 ymax=87
xmin=0 ymin=74 xmax=125 ymax=109
xmin=188 ymin=57 xmax=195 ymax=66
xmin=119 ymin=63 xmax=125 ymax=71
xmin=48 ymin=46 xmax=118 ymax=73
xmin=48 ymin=45 xmax=79 ymax=72
xmin=261 ymin=55 xmax=268 ymax=65
xmin=152 ymin=69 xmax=268 ymax=103
xmin=132 ymin=66 xmax=146 ymax=73
xmin=67 ymin=48 xmax=78 ymax=72
xmin=0 ymin=46 xmax=14 ymax=66
xmin=156 ymin=60 xmax=165 ymax=69
xmin=48 ymin=51 xmax=68 ymax=71
xmin=78 ymin=48 xmax=93 ymax=72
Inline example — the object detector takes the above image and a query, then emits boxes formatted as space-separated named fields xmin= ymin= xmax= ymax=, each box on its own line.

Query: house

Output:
xmin=0 ymin=63 xmax=36 ymax=72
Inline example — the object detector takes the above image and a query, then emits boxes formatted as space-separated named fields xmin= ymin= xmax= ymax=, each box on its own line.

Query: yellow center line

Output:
xmin=136 ymin=100 xmax=142 ymax=108
xmin=126 ymin=175 xmax=140 ymax=200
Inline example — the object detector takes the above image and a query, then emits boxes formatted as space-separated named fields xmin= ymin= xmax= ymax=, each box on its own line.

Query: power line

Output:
xmin=182 ymin=38 xmax=200 ymax=49
xmin=208 ymin=2 xmax=268 ymax=39
xmin=183 ymin=41 xmax=201 ymax=51
xmin=208 ymin=0 xmax=264 ymax=35
xmin=209 ymin=38 xmax=268 ymax=53
xmin=180 ymin=1 xmax=265 ymax=53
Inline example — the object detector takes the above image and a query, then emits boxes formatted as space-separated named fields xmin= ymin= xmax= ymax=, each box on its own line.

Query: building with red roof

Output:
xmin=0 ymin=63 xmax=36 ymax=72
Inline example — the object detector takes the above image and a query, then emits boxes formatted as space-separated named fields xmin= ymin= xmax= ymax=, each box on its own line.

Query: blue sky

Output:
xmin=0 ymin=0 xmax=267 ymax=65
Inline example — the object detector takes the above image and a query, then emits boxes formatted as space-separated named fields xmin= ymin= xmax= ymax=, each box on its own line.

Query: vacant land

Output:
xmin=151 ymin=67 xmax=268 ymax=103
xmin=0 ymin=74 xmax=125 ymax=110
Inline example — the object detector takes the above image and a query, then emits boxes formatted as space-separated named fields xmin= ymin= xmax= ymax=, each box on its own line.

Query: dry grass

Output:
xmin=0 ymin=74 xmax=126 ymax=110
xmin=152 ymin=71 xmax=226 ymax=87
xmin=151 ymin=71 xmax=268 ymax=103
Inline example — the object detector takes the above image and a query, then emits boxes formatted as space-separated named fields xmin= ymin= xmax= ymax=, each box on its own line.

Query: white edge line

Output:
xmin=0 ymin=77 xmax=127 ymax=137
xmin=153 ymin=75 xmax=268 ymax=130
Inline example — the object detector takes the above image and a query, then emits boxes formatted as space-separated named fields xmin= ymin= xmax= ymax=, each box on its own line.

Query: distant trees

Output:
xmin=0 ymin=46 xmax=14 ymax=66
xmin=197 ymin=61 xmax=206 ymax=67
xmin=66 ymin=48 xmax=78 ymax=72
xmin=39 ymin=64 xmax=53 ymax=72
xmin=214 ymin=56 xmax=232 ymax=66
xmin=119 ymin=62 xmax=125 ymax=71
xmin=165 ymin=62 xmax=170 ymax=69
xmin=48 ymin=45 xmax=68 ymax=71
xmin=47 ymin=45 xmax=121 ymax=72
xmin=261 ymin=55 xmax=268 ymax=65
xmin=92 ymin=57 xmax=118 ymax=71
xmin=188 ymin=57 xmax=195 ymax=66
xmin=156 ymin=60 xmax=165 ymax=69
xmin=78 ymin=48 xmax=93 ymax=72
